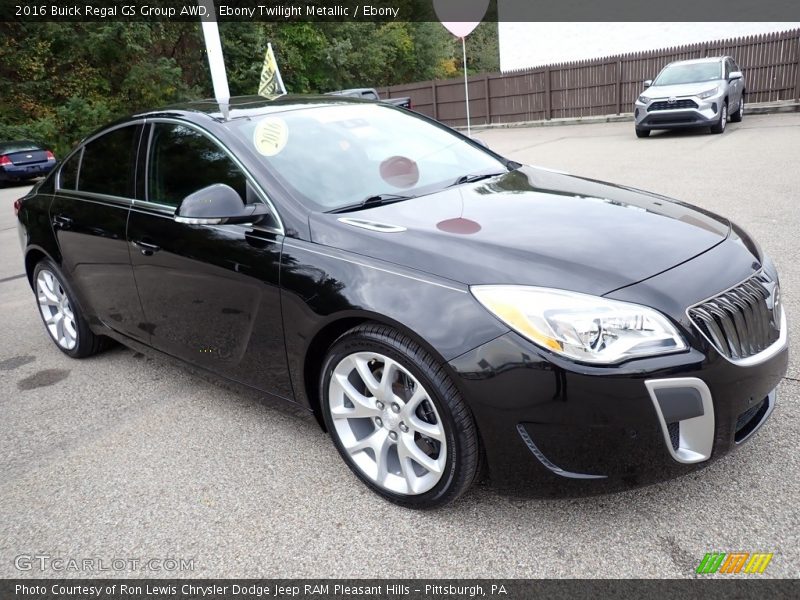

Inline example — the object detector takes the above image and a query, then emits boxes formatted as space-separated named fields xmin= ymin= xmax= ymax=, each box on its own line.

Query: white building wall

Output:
xmin=498 ymin=22 xmax=800 ymax=72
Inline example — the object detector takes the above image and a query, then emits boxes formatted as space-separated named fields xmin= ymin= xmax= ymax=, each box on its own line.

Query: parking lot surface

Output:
xmin=1 ymin=113 xmax=798 ymax=578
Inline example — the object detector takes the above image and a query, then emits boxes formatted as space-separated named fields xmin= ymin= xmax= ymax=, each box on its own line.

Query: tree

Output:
xmin=0 ymin=21 xmax=499 ymax=156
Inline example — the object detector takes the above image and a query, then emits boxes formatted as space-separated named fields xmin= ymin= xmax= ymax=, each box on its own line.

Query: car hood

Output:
xmin=308 ymin=167 xmax=730 ymax=296
xmin=645 ymin=80 xmax=724 ymax=98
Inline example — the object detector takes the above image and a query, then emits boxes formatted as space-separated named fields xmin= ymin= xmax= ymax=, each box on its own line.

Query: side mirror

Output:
xmin=643 ymin=80 xmax=652 ymax=89
xmin=729 ymin=71 xmax=743 ymax=81
xmin=175 ymin=183 xmax=269 ymax=225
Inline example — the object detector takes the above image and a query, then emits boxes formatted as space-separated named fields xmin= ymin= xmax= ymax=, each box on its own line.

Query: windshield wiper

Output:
xmin=328 ymin=193 xmax=415 ymax=214
xmin=450 ymin=171 xmax=507 ymax=187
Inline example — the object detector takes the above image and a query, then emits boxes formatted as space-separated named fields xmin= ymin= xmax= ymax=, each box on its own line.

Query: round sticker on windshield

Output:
xmin=253 ymin=117 xmax=288 ymax=156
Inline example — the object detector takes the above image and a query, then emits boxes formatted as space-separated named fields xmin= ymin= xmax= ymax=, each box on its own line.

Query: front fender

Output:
xmin=279 ymin=239 xmax=508 ymax=410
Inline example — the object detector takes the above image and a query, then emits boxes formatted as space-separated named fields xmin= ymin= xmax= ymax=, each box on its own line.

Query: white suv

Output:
xmin=634 ymin=57 xmax=745 ymax=137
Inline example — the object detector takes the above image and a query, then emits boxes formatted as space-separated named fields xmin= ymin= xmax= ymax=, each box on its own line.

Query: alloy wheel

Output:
xmin=36 ymin=269 xmax=78 ymax=350
xmin=328 ymin=352 xmax=447 ymax=495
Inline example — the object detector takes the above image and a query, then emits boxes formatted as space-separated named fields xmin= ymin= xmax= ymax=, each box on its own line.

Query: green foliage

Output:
xmin=0 ymin=21 xmax=499 ymax=157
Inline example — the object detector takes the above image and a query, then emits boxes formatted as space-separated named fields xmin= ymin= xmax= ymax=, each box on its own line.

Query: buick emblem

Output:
xmin=668 ymin=97 xmax=677 ymax=104
xmin=26 ymin=154 xmax=32 ymax=158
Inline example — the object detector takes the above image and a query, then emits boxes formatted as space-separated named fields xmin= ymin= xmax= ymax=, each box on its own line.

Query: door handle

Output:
xmin=132 ymin=240 xmax=161 ymax=256
xmin=52 ymin=214 xmax=73 ymax=229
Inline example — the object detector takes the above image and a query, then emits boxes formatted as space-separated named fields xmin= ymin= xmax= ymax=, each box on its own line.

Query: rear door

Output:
xmin=724 ymin=59 xmax=740 ymax=110
xmin=49 ymin=123 xmax=148 ymax=342
xmin=729 ymin=58 xmax=744 ymax=109
xmin=127 ymin=120 xmax=292 ymax=397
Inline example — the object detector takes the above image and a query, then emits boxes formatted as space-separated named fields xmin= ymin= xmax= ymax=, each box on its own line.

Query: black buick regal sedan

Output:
xmin=16 ymin=96 xmax=787 ymax=508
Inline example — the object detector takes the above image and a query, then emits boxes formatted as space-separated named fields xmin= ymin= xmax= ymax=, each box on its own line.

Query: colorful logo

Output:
xmin=696 ymin=552 xmax=774 ymax=574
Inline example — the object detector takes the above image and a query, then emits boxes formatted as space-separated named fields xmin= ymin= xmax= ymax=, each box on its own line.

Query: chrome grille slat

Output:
xmin=688 ymin=271 xmax=781 ymax=362
xmin=647 ymin=99 xmax=699 ymax=112
xmin=692 ymin=306 xmax=728 ymax=353
xmin=738 ymin=283 xmax=769 ymax=349
xmin=726 ymin=291 xmax=754 ymax=355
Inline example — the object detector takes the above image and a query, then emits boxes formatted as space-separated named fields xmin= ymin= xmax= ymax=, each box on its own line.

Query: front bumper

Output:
xmin=449 ymin=326 xmax=787 ymax=496
xmin=634 ymin=93 xmax=724 ymax=130
xmin=0 ymin=160 xmax=55 ymax=181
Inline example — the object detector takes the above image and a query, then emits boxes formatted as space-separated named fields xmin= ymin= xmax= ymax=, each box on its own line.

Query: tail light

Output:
xmin=46 ymin=150 xmax=55 ymax=160
xmin=0 ymin=155 xmax=11 ymax=166
xmin=13 ymin=198 xmax=22 ymax=217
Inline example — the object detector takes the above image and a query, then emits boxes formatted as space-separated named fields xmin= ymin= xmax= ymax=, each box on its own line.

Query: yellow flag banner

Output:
xmin=258 ymin=43 xmax=287 ymax=98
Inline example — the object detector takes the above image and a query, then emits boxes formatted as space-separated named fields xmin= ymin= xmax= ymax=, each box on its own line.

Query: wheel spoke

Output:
xmin=38 ymin=287 xmax=59 ymax=305
xmin=408 ymin=414 xmax=444 ymax=442
xmin=374 ymin=433 xmax=392 ymax=485
xmin=63 ymin=316 xmax=77 ymax=345
xmin=398 ymin=433 xmax=443 ymax=475
xmin=353 ymin=356 xmax=380 ymax=396
xmin=398 ymin=453 xmax=419 ymax=494
xmin=344 ymin=427 xmax=387 ymax=456
xmin=377 ymin=359 xmax=397 ymax=401
xmin=54 ymin=311 xmax=65 ymax=344
xmin=400 ymin=387 xmax=426 ymax=420
xmin=331 ymin=373 xmax=379 ymax=419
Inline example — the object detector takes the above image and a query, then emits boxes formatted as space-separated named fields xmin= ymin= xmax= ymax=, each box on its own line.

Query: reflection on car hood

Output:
xmin=645 ymin=80 xmax=724 ymax=98
xmin=308 ymin=167 xmax=730 ymax=296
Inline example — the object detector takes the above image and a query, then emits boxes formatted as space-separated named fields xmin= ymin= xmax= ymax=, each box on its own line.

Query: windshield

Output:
xmin=0 ymin=141 xmax=41 ymax=153
xmin=229 ymin=103 xmax=507 ymax=211
xmin=654 ymin=62 xmax=722 ymax=86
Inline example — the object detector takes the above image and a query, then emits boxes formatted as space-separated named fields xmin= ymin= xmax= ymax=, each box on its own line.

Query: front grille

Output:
xmin=648 ymin=99 xmax=699 ymax=112
xmin=688 ymin=272 xmax=781 ymax=361
xmin=735 ymin=397 xmax=769 ymax=443
xmin=667 ymin=422 xmax=680 ymax=451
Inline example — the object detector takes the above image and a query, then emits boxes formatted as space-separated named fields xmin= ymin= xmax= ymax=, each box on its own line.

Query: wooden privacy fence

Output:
xmin=377 ymin=29 xmax=800 ymax=127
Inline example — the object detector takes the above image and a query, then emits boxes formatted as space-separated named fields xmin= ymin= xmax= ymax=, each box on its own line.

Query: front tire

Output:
xmin=710 ymin=102 xmax=728 ymax=134
xmin=635 ymin=127 xmax=650 ymax=138
xmin=320 ymin=324 xmax=480 ymax=509
xmin=33 ymin=259 xmax=108 ymax=358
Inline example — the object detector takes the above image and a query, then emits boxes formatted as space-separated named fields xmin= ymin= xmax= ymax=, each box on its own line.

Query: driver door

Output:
xmin=127 ymin=120 xmax=292 ymax=398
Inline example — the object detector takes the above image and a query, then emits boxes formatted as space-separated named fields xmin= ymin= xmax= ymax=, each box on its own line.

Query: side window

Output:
xmin=58 ymin=149 xmax=81 ymax=190
xmin=731 ymin=59 xmax=741 ymax=73
xmin=78 ymin=126 xmax=138 ymax=197
xmin=362 ymin=90 xmax=379 ymax=100
xmin=147 ymin=123 xmax=248 ymax=208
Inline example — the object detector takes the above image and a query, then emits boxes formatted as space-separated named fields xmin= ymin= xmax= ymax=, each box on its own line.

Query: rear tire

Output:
xmin=320 ymin=323 xmax=480 ymax=509
xmin=32 ymin=259 xmax=109 ymax=358
xmin=730 ymin=96 xmax=744 ymax=123
xmin=635 ymin=128 xmax=650 ymax=138
xmin=710 ymin=102 xmax=728 ymax=134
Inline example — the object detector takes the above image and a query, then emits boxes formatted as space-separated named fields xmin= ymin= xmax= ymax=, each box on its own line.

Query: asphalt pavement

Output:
xmin=1 ymin=113 xmax=798 ymax=578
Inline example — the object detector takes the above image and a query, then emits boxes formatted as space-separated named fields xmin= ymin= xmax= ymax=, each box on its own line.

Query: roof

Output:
xmin=666 ymin=56 xmax=727 ymax=66
xmin=135 ymin=94 xmax=374 ymax=122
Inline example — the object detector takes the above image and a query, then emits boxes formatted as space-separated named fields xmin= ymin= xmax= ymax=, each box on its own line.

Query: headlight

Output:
xmin=471 ymin=286 xmax=687 ymax=364
xmin=637 ymin=95 xmax=651 ymax=104
xmin=697 ymin=86 xmax=719 ymax=99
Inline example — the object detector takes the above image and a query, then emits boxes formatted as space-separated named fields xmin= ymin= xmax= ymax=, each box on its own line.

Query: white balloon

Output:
xmin=433 ymin=0 xmax=490 ymax=38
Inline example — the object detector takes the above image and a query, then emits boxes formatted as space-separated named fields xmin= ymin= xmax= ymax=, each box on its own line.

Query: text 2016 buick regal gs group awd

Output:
xmin=16 ymin=97 xmax=787 ymax=508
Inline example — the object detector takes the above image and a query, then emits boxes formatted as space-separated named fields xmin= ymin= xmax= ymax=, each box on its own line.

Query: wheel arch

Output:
xmin=301 ymin=311 xmax=456 ymax=432
xmin=24 ymin=245 xmax=58 ymax=289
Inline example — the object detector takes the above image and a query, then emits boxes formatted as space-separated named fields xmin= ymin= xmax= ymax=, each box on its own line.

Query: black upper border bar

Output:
xmin=3 ymin=0 xmax=800 ymax=23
